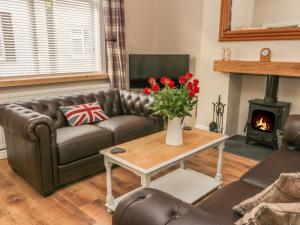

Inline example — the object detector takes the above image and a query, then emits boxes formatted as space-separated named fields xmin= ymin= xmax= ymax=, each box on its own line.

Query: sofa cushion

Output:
xmin=56 ymin=125 xmax=113 ymax=164
xmin=60 ymin=102 xmax=108 ymax=126
xmin=96 ymin=115 xmax=158 ymax=144
xmin=198 ymin=181 xmax=263 ymax=225
xmin=241 ymin=149 xmax=300 ymax=189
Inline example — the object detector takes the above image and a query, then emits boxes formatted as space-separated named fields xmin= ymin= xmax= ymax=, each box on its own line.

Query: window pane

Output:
xmin=0 ymin=19 xmax=4 ymax=60
xmin=0 ymin=0 xmax=100 ymax=77
xmin=0 ymin=1 xmax=33 ymax=76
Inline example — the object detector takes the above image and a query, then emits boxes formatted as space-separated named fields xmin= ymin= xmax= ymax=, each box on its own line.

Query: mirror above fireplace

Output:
xmin=219 ymin=0 xmax=300 ymax=41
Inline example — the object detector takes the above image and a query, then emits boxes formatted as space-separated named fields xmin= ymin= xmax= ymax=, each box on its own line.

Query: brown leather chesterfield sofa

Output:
xmin=112 ymin=115 xmax=300 ymax=225
xmin=0 ymin=90 xmax=163 ymax=196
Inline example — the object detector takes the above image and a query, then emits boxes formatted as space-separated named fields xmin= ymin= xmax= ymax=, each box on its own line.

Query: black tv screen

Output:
xmin=129 ymin=54 xmax=190 ymax=88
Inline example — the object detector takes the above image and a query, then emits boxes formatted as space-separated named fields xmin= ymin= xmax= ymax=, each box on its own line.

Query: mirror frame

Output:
xmin=219 ymin=0 xmax=300 ymax=41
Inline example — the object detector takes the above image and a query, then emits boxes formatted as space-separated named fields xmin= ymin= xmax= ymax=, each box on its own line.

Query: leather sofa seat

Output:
xmin=96 ymin=115 xmax=158 ymax=144
xmin=198 ymin=181 xmax=263 ymax=225
xmin=240 ymin=148 xmax=300 ymax=189
xmin=56 ymin=125 xmax=113 ymax=164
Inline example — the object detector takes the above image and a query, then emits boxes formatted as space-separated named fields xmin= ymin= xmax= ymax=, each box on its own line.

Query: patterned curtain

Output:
xmin=102 ymin=0 xmax=127 ymax=90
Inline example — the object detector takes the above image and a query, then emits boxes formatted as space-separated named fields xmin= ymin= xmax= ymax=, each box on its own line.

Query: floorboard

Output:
xmin=0 ymin=149 xmax=257 ymax=225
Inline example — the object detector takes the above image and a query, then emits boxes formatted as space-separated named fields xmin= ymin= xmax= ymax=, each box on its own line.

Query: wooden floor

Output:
xmin=0 ymin=149 xmax=257 ymax=225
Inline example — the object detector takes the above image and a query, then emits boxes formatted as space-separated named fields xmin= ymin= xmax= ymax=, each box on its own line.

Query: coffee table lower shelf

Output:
xmin=106 ymin=168 xmax=222 ymax=212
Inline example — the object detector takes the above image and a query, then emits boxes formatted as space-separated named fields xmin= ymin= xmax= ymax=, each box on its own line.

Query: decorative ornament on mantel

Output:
xmin=144 ymin=73 xmax=200 ymax=146
xmin=220 ymin=47 xmax=231 ymax=61
xmin=260 ymin=48 xmax=271 ymax=62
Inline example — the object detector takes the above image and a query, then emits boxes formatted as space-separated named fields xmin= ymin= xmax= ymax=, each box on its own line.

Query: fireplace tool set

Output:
xmin=209 ymin=95 xmax=226 ymax=134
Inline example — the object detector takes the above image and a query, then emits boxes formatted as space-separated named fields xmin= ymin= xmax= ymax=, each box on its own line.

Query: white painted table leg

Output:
xmin=104 ymin=157 xmax=114 ymax=212
xmin=141 ymin=174 xmax=151 ymax=187
xmin=180 ymin=161 xmax=187 ymax=169
xmin=215 ymin=141 xmax=225 ymax=186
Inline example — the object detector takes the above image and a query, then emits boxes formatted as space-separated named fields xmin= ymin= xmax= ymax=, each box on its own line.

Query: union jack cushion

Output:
xmin=60 ymin=102 xmax=108 ymax=126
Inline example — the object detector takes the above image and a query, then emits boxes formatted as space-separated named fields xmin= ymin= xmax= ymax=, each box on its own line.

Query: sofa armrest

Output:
xmin=113 ymin=188 xmax=220 ymax=225
xmin=281 ymin=115 xmax=300 ymax=151
xmin=0 ymin=104 xmax=57 ymax=196
xmin=0 ymin=104 xmax=56 ymax=142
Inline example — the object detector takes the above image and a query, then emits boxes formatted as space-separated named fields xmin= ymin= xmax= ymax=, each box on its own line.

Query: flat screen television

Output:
xmin=129 ymin=54 xmax=190 ymax=88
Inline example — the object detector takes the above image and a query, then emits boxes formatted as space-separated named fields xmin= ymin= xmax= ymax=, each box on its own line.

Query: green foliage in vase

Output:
xmin=144 ymin=74 xmax=200 ymax=120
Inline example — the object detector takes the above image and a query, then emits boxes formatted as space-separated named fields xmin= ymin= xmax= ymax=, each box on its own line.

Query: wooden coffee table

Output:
xmin=100 ymin=129 xmax=228 ymax=212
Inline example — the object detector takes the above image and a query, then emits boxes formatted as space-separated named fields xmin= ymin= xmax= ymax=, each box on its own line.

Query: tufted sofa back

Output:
xmin=18 ymin=89 xmax=123 ymax=129
xmin=120 ymin=90 xmax=154 ymax=117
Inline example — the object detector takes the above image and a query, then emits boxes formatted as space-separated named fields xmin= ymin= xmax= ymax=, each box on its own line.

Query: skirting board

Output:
xmin=195 ymin=124 xmax=236 ymax=137
xmin=194 ymin=124 xmax=209 ymax=131
xmin=0 ymin=150 xmax=7 ymax=160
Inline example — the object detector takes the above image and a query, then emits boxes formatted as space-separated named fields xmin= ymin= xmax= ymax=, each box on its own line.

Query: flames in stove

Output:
xmin=251 ymin=110 xmax=275 ymax=133
xmin=255 ymin=117 xmax=270 ymax=131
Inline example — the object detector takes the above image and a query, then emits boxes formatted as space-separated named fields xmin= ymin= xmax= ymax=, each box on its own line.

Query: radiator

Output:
xmin=0 ymin=82 xmax=110 ymax=157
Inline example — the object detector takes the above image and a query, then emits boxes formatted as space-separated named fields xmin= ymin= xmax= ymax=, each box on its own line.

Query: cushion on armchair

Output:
xmin=234 ymin=173 xmax=300 ymax=216
xmin=235 ymin=203 xmax=300 ymax=225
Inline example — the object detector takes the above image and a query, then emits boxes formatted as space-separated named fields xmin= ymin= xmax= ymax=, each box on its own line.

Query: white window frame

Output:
xmin=69 ymin=0 xmax=103 ymax=72
xmin=70 ymin=0 xmax=103 ymax=70
xmin=96 ymin=0 xmax=104 ymax=73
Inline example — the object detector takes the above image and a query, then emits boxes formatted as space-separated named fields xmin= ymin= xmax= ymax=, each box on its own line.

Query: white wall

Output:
xmin=125 ymin=0 xmax=203 ymax=75
xmin=196 ymin=1 xmax=230 ymax=131
xmin=226 ymin=75 xmax=242 ymax=136
xmin=125 ymin=0 xmax=156 ymax=54
xmin=196 ymin=0 xmax=300 ymax=136
xmin=153 ymin=0 xmax=203 ymax=75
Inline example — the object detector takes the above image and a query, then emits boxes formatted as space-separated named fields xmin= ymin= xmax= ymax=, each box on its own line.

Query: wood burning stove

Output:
xmin=246 ymin=76 xmax=290 ymax=149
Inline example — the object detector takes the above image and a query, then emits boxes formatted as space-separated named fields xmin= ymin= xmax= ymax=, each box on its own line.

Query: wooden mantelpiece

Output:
xmin=214 ymin=60 xmax=300 ymax=77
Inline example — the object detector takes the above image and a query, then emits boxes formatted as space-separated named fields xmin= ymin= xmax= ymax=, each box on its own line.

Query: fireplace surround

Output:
xmin=245 ymin=75 xmax=290 ymax=149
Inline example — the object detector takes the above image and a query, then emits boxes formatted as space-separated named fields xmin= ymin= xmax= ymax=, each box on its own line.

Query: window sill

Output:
xmin=0 ymin=72 xmax=109 ymax=88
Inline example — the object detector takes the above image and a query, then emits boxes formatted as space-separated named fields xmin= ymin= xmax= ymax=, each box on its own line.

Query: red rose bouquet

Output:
xmin=144 ymin=73 xmax=199 ymax=120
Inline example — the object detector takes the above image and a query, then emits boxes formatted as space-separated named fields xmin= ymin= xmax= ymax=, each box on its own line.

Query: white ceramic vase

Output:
xmin=166 ymin=117 xmax=183 ymax=146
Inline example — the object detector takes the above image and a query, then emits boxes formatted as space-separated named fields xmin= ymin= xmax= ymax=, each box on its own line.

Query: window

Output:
xmin=0 ymin=22 xmax=4 ymax=61
xmin=71 ymin=28 xmax=89 ymax=57
xmin=0 ymin=12 xmax=16 ymax=62
xmin=0 ymin=0 xmax=101 ymax=77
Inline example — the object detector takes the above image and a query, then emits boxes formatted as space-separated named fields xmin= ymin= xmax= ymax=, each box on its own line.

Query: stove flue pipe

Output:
xmin=264 ymin=75 xmax=279 ymax=104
